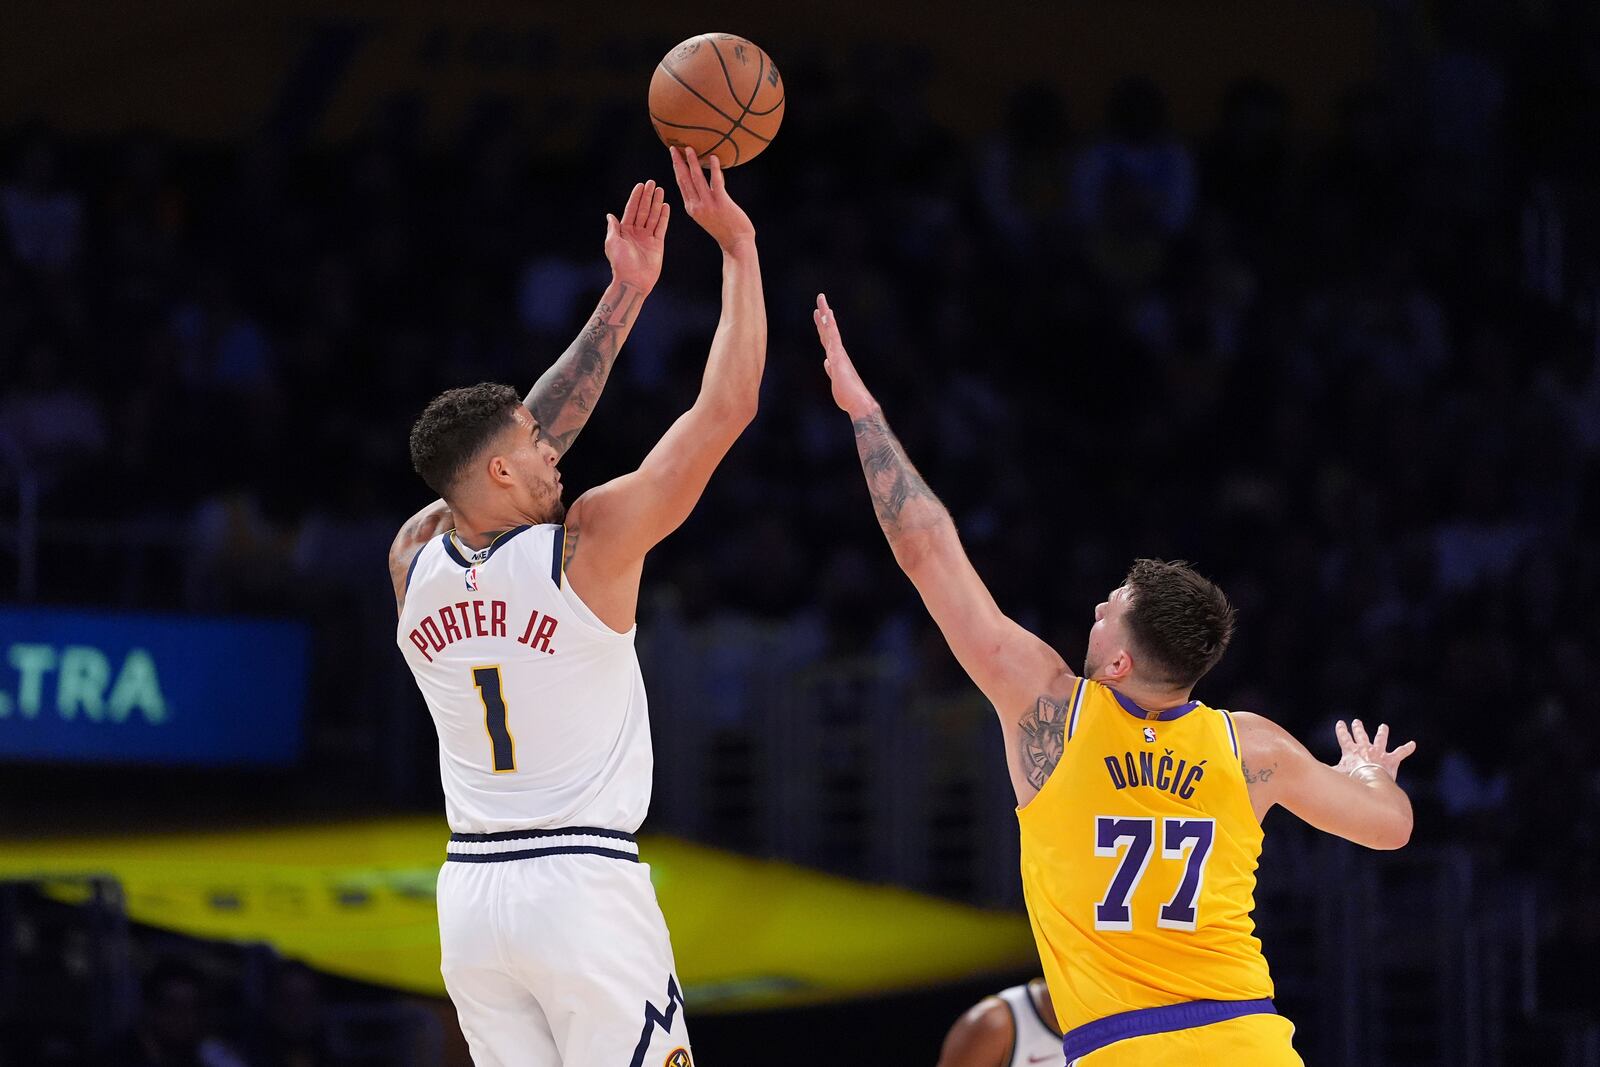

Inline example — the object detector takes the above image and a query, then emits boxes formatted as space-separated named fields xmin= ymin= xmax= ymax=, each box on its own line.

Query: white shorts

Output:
xmin=437 ymin=828 xmax=693 ymax=1067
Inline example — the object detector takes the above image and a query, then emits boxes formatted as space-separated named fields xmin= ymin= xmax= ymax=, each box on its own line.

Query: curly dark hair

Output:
xmin=1123 ymin=559 xmax=1236 ymax=688
xmin=408 ymin=383 xmax=523 ymax=498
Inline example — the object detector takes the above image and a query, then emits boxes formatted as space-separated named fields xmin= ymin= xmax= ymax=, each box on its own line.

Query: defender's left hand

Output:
xmin=1334 ymin=719 xmax=1417 ymax=782
xmin=605 ymin=180 xmax=670 ymax=293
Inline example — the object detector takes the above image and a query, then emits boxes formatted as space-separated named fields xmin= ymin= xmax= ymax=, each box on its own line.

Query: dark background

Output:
xmin=1 ymin=0 xmax=1598 ymax=1063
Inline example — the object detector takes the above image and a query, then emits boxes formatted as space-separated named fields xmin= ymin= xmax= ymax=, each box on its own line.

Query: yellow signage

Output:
xmin=0 ymin=818 xmax=1035 ymax=1012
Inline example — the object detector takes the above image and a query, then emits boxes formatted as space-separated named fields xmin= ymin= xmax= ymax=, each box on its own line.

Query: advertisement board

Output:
xmin=0 ymin=607 xmax=309 ymax=765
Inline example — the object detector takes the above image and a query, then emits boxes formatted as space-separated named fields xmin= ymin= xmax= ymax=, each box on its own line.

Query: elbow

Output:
xmin=891 ymin=537 xmax=930 ymax=574
xmin=891 ymin=515 xmax=958 ymax=575
xmin=1369 ymin=811 xmax=1414 ymax=851
xmin=703 ymin=392 xmax=758 ymax=429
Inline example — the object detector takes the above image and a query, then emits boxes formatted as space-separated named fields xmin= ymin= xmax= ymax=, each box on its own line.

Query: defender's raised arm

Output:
xmin=560 ymin=147 xmax=766 ymax=632
xmin=813 ymin=294 xmax=1073 ymax=803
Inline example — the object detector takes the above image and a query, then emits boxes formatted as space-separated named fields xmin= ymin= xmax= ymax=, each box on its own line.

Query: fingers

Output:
xmin=634 ymin=180 xmax=659 ymax=228
xmin=653 ymin=201 xmax=670 ymax=238
xmin=708 ymin=152 xmax=726 ymax=193
xmin=605 ymin=213 xmax=619 ymax=239
xmin=1392 ymin=740 xmax=1417 ymax=763
xmin=645 ymin=184 xmax=667 ymax=232
xmin=621 ymin=182 xmax=645 ymax=226
xmin=669 ymin=146 xmax=693 ymax=200
xmin=1334 ymin=719 xmax=1355 ymax=752
xmin=682 ymin=146 xmax=710 ymax=200
xmin=1351 ymin=719 xmax=1371 ymax=748
xmin=1373 ymin=723 xmax=1389 ymax=753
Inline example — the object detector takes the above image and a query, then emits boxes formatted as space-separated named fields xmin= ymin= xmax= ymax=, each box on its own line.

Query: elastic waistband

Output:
xmin=1062 ymin=998 xmax=1276 ymax=1062
xmin=445 ymin=826 xmax=639 ymax=864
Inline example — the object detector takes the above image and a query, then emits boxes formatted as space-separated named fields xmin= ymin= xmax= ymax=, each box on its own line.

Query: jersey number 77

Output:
xmin=1094 ymin=816 xmax=1215 ymax=932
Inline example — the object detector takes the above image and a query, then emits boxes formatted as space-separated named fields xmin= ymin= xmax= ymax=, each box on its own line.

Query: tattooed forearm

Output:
xmin=851 ymin=409 xmax=943 ymax=539
xmin=525 ymin=281 xmax=644 ymax=457
xmin=1242 ymin=760 xmax=1276 ymax=784
xmin=1018 ymin=694 xmax=1070 ymax=789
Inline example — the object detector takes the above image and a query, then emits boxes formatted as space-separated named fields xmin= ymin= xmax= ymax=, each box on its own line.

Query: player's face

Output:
xmin=1084 ymin=585 xmax=1133 ymax=680
xmin=501 ymin=406 xmax=564 ymax=524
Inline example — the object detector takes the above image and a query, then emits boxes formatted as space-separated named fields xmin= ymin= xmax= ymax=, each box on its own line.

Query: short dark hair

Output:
xmin=408 ymin=383 xmax=522 ymax=498
xmin=1123 ymin=559 xmax=1236 ymax=688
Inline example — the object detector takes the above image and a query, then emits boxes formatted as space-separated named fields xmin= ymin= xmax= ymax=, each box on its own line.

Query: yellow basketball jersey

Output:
xmin=1017 ymin=678 xmax=1274 ymax=1035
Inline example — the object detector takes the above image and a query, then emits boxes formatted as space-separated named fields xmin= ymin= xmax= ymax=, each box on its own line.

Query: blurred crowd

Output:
xmin=1 ymin=0 xmax=1598 ymax=1020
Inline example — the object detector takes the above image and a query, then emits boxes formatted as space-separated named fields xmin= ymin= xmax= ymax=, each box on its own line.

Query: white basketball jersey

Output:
xmin=996 ymin=982 xmax=1063 ymax=1067
xmin=397 ymin=524 xmax=652 ymax=834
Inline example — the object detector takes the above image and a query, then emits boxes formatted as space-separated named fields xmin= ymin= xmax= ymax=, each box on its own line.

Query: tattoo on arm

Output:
xmin=1018 ymin=694 xmax=1070 ymax=790
xmin=562 ymin=521 xmax=581 ymax=571
xmin=850 ymin=410 xmax=943 ymax=539
xmin=526 ymin=283 xmax=641 ymax=457
xmin=1242 ymin=760 xmax=1276 ymax=784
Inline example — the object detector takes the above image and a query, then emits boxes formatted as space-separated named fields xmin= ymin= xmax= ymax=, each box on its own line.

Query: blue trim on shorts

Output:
xmin=449 ymin=826 xmax=636 ymax=844
xmin=446 ymin=845 xmax=640 ymax=864
xmin=1062 ymin=998 xmax=1276 ymax=1062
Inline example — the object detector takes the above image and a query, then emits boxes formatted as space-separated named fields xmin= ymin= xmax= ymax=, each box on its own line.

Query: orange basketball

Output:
xmin=648 ymin=33 xmax=785 ymax=168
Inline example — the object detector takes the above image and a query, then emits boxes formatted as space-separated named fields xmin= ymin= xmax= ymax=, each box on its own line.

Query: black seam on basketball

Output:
xmin=702 ymin=46 xmax=769 ymax=161
xmin=656 ymin=62 xmax=774 ymax=144
xmin=651 ymin=113 xmax=741 ymax=137
xmin=747 ymin=92 xmax=785 ymax=117
xmin=659 ymin=61 xmax=740 ymax=125
xmin=699 ymin=42 xmax=746 ymax=161
xmin=707 ymin=35 xmax=742 ymax=104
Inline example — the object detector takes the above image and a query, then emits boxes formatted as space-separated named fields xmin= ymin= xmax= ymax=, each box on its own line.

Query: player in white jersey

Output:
xmin=938 ymin=979 xmax=1063 ymax=1067
xmin=388 ymin=146 xmax=764 ymax=1067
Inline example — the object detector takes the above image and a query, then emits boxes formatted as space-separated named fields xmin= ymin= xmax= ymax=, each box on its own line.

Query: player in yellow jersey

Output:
xmin=810 ymin=294 xmax=1417 ymax=1066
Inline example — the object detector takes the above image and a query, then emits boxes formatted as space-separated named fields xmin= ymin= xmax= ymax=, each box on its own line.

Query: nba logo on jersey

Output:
xmin=1143 ymin=726 xmax=1157 ymax=743
xmin=464 ymin=566 xmax=479 ymax=591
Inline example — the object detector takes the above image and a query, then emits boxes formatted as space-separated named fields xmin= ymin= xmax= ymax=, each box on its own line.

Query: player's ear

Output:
xmin=486 ymin=454 xmax=514 ymax=487
xmin=1105 ymin=648 xmax=1135 ymax=682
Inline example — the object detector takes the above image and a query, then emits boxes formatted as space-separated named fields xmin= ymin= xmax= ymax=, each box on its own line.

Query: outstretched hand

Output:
xmin=669 ymin=146 xmax=755 ymax=253
xmin=1333 ymin=719 xmax=1417 ymax=782
xmin=604 ymin=179 xmax=669 ymax=292
xmin=813 ymin=293 xmax=875 ymax=418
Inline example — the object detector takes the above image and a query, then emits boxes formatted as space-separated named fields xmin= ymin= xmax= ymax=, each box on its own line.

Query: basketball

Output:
xmin=648 ymin=33 xmax=785 ymax=168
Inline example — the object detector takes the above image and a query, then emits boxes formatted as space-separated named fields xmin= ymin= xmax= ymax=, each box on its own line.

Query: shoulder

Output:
xmin=389 ymin=531 xmax=438 ymax=613
xmin=938 ymin=995 xmax=1015 ymax=1067
xmin=1230 ymin=710 xmax=1293 ymax=757
xmin=1230 ymin=710 xmax=1320 ymax=793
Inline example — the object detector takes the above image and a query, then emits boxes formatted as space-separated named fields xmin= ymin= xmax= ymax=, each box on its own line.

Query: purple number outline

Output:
xmin=1156 ymin=818 xmax=1216 ymax=931
xmin=1093 ymin=816 xmax=1155 ymax=931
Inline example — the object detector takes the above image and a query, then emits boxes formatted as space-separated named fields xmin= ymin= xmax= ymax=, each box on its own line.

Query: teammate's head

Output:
xmin=1084 ymin=559 xmax=1235 ymax=691
xmin=408 ymin=383 xmax=563 ymax=523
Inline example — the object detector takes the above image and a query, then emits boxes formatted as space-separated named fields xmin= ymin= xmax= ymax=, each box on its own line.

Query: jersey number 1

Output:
xmin=1094 ymin=816 xmax=1215 ymax=932
xmin=472 ymin=666 xmax=515 ymax=772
